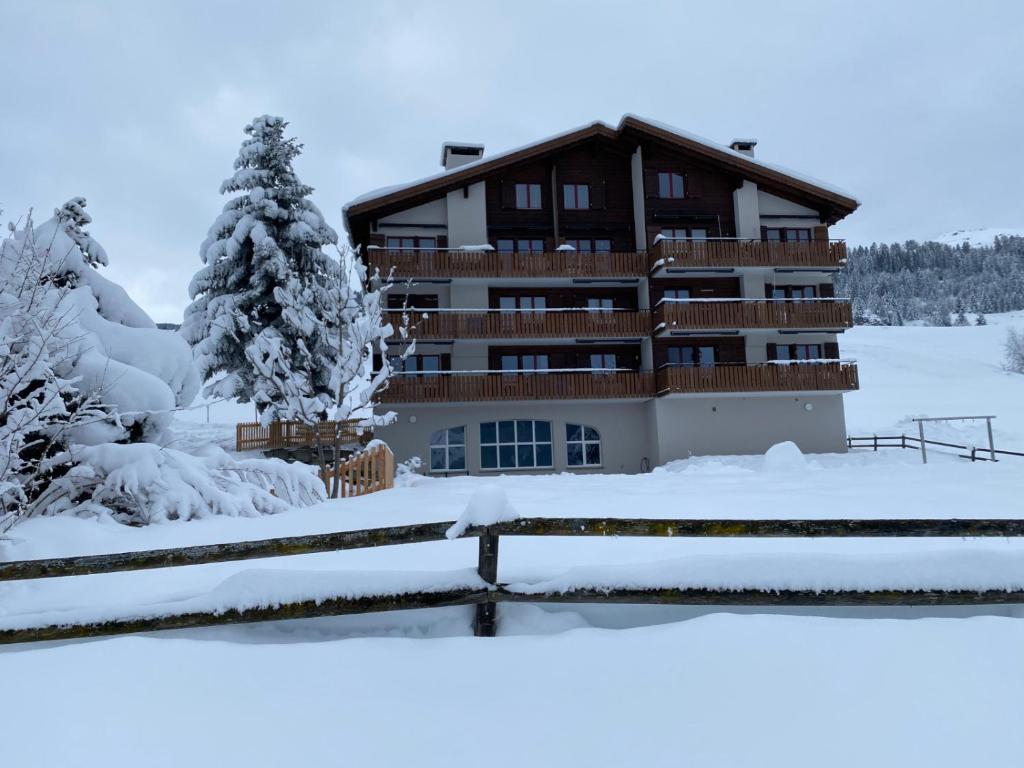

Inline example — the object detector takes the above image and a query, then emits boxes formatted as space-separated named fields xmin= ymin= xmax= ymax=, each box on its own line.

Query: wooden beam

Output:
xmin=0 ymin=588 xmax=490 ymax=645
xmin=473 ymin=530 xmax=500 ymax=637
xmin=485 ymin=518 xmax=1024 ymax=539
xmin=0 ymin=521 xmax=459 ymax=582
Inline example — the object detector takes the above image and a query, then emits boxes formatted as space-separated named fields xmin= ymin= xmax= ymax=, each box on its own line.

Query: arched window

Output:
xmin=430 ymin=427 xmax=466 ymax=472
xmin=566 ymin=424 xmax=601 ymax=467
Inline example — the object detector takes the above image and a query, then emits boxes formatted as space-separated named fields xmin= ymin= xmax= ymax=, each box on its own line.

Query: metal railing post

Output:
xmin=918 ymin=421 xmax=928 ymax=464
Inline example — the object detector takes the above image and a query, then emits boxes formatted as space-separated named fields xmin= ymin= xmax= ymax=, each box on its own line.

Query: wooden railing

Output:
xmin=656 ymin=362 xmax=859 ymax=394
xmin=4 ymin=516 xmax=1024 ymax=644
xmin=378 ymin=371 xmax=655 ymax=403
xmin=655 ymin=300 xmax=853 ymax=331
xmin=652 ymin=239 xmax=847 ymax=270
xmin=390 ymin=309 xmax=651 ymax=340
xmin=321 ymin=443 xmax=395 ymax=497
xmin=367 ymin=249 xmax=647 ymax=279
xmin=236 ymin=420 xmax=368 ymax=452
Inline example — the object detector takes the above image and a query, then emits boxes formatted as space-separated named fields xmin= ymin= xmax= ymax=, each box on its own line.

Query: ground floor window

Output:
xmin=566 ymin=424 xmax=601 ymax=467
xmin=480 ymin=420 xmax=553 ymax=470
xmin=430 ymin=426 xmax=466 ymax=472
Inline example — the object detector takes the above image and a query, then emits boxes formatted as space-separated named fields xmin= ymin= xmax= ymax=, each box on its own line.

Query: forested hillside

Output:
xmin=837 ymin=235 xmax=1024 ymax=325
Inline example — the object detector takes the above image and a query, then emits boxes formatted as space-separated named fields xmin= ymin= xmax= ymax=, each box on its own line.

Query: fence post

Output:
xmin=918 ymin=421 xmax=928 ymax=464
xmin=873 ymin=434 xmax=878 ymax=452
xmin=473 ymin=529 xmax=499 ymax=637
xmin=901 ymin=434 xmax=906 ymax=450
xmin=986 ymin=417 xmax=997 ymax=462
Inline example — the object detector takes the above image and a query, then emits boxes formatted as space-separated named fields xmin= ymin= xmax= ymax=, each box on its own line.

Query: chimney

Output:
xmin=729 ymin=139 xmax=757 ymax=158
xmin=441 ymin=142 xmax=484 ymax=170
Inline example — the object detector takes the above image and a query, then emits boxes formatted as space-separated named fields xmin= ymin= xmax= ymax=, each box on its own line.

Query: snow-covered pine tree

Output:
xmin=182 ymin=115 xmax=340 ymax=425
xmin=954 ymin=298 xmax=969 ymax=326
xmin=976 ymin=313 xmax=988 ymax=326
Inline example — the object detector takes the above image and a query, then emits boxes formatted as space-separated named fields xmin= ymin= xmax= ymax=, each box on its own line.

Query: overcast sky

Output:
xmin=3 ymin=0 xmax=1023 ymax=322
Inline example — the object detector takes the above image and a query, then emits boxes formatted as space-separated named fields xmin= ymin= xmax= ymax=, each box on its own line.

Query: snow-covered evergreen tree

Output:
xmin=182 ymin=115 xmax=340 ymax=424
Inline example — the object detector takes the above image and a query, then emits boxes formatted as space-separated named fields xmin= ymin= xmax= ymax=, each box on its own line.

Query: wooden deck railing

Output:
xmin=652 ymin=239 xmax=847 ymax=270
xmin=390 ymin=309 xmax=651 ymax=340
xmin=656 ymin=362 xmax=859 ymax=394
xmin=236 ymin=420 xmax=367 ymax=452
xmin=655 ymin=300 xmax=853 ymax=331
xmin=377 ymin=371 xmax=655 ymax=403
xmin=367 ymin=249 xmax=647 ymax=279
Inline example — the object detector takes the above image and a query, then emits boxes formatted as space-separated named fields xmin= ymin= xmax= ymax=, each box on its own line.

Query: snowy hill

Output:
xmin=931 ymin=227 xmax=1024 ymax=247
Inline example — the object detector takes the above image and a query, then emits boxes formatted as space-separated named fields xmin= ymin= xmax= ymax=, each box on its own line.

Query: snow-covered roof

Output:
xmin=344 ymin=116 xmax=858 ymax=220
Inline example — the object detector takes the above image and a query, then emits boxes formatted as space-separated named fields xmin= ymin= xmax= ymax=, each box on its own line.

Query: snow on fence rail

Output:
xmin=4 ymin=517 xmax=1024 ymax=644
xmin=235 ymin=420 xmax=368 ymax=452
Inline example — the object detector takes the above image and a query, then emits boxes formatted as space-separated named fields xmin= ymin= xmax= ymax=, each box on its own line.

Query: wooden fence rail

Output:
xmin=4 ymin=516 xmax=1024 ymax=644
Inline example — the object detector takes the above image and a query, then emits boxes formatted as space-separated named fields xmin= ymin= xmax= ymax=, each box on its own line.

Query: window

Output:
xmin=564 ymin=238 xmax=612 ymax=252
xmin=501 ymin=354 xmax=549 ymax=373
xmin=386 ymin=236 xmax=436 ymax=251
xmin=387 ymin=293 xmax=439 ymax=310
xmin=498 ymin=295 xmax=546 ymax=312
xmin=661 ymin=227 xmax=706 ymax=240
xmin=587 ymin=297 xmax=614 ymax=312
xmin=776 ymin=344 xmax=822 ymax=361
xmin=667 ymin=346 xmax=715 ymax=368
xmin=390 ymin=354 xmax=443 ymax=376
xmin=590 ymin=353 xmax=616 ymax=373
xmin=496 ymin=238 xmax=545 ymax=253
xmin=663 ymin=288 xmax=691 ymax=302
xmin=515 ymin=183 xmax=542 ymax=209
xmin=765 ymin=228 xmax=812 ymax=243
xmin=566 ymin=424 xmax=601 ymax=467
xmin=563 ymin=184 xmax=590 ymax=210
xmin=430 ymin=427 xmax=466 ymax=472
xmin=771 ymin=285 xmax=816 ymax=301
xmin=480 ymin=420 xmax=553 ymax=470
xmin=657 ymin=172 xmax=685 ymax=199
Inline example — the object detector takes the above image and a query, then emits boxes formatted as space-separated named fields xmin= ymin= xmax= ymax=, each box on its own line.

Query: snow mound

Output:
xmin=762 ymin=441 xmax=807 ymax=472
xmin=446 ymin=484 xmax=518 ymax=539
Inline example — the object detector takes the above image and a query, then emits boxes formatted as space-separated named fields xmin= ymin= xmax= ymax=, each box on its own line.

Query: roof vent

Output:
xmin=729 ymin=139 xmax=757 ymax=157
xmin=441 ymin=142 xmax=485 ymax=170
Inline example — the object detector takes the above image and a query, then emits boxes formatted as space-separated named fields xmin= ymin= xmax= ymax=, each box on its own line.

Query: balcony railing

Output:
xmin=654 ymin=299 xmax=853 ymax=331
xmin=367 ymin=248 xmax=647 ymax=279
xmin=651 ymin=238 xmax=847 ymax=271
xmin=388 ymin=309 xmax=651 ymax=340
xmin=656 ymin=362 xmax=859 ymax=394
xmin=377 ymin=371 xmax=655 ymax=403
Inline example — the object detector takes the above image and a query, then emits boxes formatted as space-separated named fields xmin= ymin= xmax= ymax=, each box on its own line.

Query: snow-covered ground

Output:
xmin=2 ymin=314 xmax=1023 ymax=767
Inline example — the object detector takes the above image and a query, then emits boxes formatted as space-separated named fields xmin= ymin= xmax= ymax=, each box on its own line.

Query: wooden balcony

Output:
xmin=367 ymin=248 xmax=647 ymax=279
xmin=388 ymin=309 xmax=651 ymax=340
xmin=651 ymin=239 xmax=847 ymax=271
xmin=655 ymin=300 xmax=853 ymax=331
xmin=656 ymin=362 xmax=859 ymax=394
xmin=377 ymin=371 xmax=655 ymax=403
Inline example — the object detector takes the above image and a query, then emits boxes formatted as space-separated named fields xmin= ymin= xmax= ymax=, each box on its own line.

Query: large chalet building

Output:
xmin=344 ymin=116 xmax=859 ymax=475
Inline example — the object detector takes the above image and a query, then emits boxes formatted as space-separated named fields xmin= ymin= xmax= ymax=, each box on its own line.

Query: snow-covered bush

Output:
xmin=1005 ymin=328 xmax=1024 ymax=374
xmin=36 ymin=443 xmax=324 ymax=524
xmin=182 ymin=115 xmax=341 ymax=423
xmin=1 ymin=200 xmax=199 ymax=443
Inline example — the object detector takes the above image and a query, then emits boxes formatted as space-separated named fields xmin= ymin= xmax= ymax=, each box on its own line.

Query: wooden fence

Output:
xmin=321 ymin=443 xmax=395 ymax=497
xmin=3 ymin=516 xmax=1024 ymax=644
xmin=236 ymin=420 xmax=367 ymax=453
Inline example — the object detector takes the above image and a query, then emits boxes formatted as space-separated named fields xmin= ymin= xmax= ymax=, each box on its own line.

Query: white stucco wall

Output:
xmin=733 ymin=180 xmax=761 ymax=239
xmin=757 ymin=191 xmax=819 ymax=217
xmin=446 ymin=181 xmax=488 ymax=247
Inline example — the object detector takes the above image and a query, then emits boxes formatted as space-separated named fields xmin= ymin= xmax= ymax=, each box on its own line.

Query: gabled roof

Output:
xmin=344 ymin=115 xmax=859 ymax=224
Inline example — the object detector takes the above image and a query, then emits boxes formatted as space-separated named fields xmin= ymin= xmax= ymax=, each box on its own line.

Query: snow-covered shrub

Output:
xmin=182 ymin=115 xmax=341 ymax=423
xmin=1 ymin=200 xmax=199 ymax=443
xmin=34 ymin=443 xmax=325 ymax=524
xmin=1005 ymin=328 xmax=1024 ymax=374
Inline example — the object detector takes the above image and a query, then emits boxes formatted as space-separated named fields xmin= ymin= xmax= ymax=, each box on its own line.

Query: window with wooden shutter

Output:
xmin=590 ymin=180 xmax=606 ymax=209
xmin=500 ymin=180 xmax=516 ymax=209
xmin=824 ymin=342 xmax=839 ymax=360
xmin=644 ymin=168 xmax=660 ymax=198
xmin=813 ymin=225 xmax=829 ymax=241
xmin=818 ymin=283 xmax=835 ymax=298
xmin=766 ymin=343 xmax=777 ymax=361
